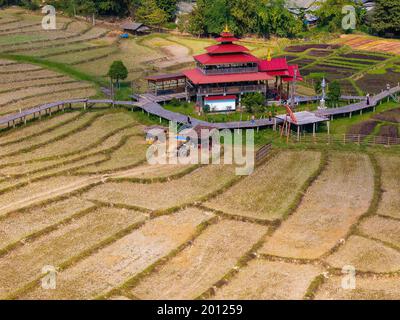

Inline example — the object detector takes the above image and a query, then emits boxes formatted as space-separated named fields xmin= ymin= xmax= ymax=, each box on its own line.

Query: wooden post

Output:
xmin=327 ymin=121 xmax=330 ymax=135
xmin=297 ymin=125 xmax=300 ymax=142
xmin=313 ymin=123 xmax=316 ymax=137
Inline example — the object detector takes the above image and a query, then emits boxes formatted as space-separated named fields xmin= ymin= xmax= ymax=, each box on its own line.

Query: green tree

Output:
xmin=136 ymin=0 xmax=168 ymax=26
xmin=327 ymin=80 xmax=341 ymax=107
xmin=187 ymin=0 xmax=206 ymax=36
xmin=156 ymin=0 xmax=177 ymax=20
xmin=241 ymin=92 xmax=266 ymax=114
xmin=369 ymin=0 xmax=400 ymax=36
xmin=315 ymin=0 xmax=365 ymax=32
xmin=107 ymin=60 xmax=128 ymax=88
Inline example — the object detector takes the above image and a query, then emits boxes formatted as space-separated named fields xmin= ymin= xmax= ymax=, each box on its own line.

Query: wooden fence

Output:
xmin=255 ymin=143 xmax=272 ymax=164
xmin=289 ymin=133 xmax=400 ymax=147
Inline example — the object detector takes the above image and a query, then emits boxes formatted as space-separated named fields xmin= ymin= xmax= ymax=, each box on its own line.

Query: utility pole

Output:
xmin=290 ymin=69 xmax=297 ymax=111
xmin=319 ymin=78 xmax=327 ymax=110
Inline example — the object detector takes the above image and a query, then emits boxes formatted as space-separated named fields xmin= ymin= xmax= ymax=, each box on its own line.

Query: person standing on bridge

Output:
xmin=366 ymin=93 xmax=370 ymax=106
xmin=187 ymin=116 xmax=192 ymax=126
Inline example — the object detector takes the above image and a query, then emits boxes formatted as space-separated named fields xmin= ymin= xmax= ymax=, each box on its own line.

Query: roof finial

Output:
xmin=224 ymin=23 xmax=230 ymax=33
xmin=267 ymin=48 xmax=272 ymax=61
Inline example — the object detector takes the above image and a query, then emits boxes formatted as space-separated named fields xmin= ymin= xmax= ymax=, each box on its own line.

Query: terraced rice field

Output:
xmin=1 ymin=7 xmax=400 ymax=301
xmin=0 ymin=107 xmax=398 ymax=299
xmin=205 ymin=150 xmax=321 ymax=221
xmin=0 ymin=59 xmax=96 ymax=115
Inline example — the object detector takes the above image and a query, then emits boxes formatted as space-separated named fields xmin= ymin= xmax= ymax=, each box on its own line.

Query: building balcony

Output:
xmin=195 ymin=84 xmax=267 ymax=96
xmin=201 ymin=67 xmax=259 ymax=75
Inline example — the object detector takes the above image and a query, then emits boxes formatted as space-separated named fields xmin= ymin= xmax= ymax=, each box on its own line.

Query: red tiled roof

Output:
xmin=194 ymin=53 xmax=259 ymax=65
xmin=183 ymin=68 xmax=273 ymax=85
xmin=258 ymin=58 xmax=289 ymax=72
xmin=205 ymin=95 xmax=236 ymax=101
xmin=266 ymin=70 xmax=290 ymax=77
xmin=205 ymin=44 xmax=249 ymax=54
xmin=283 ymin=65 xmax=303 ymax=82
xmin=215 ymin=36 xmax=239 ymax=43
xmin=216 ymin=31 xmax=239 ymax=42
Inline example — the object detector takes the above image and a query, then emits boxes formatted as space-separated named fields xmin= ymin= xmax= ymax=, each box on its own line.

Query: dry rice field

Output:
xmin=0 ymin=7 xmax=400 ymax=301
xmin=0 ymin=109 xmax=398 ymax=300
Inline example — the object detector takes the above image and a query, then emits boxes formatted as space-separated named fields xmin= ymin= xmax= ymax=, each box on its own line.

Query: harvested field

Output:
xmin=0 ymin=206 xmax=147 ymax=299
xmin=0 ymin=197 xmax=94 ymax=250
xmin=338 ymin=79 xmax=359 ymax=96
xmin=377 ymin=126 xmax=399 ymax=143
xmin=0 ymin=153 xmax=106 ymax=184
xmin=47 ymin=46 xmax=117 ymax=65
xmin=315 ymin=276 xmax=400 ymax=300
xmin=327 ymin=58 xmax=376 ymax=66
xmin=347 ymin=120 xmax=378 ymax=137
xmin=131 ymin=220 xmax=266 ymax=300
xmin=261 ymin=153 xmax=374 ymax=260
xmin=0 ymin=111 xmax=79 ymax=145
xmin=0 ymin=87 xmax=97 ymax=116
xmin=376 ymin=155 xmax=400 ymax=219
xmin=302 ymin=65 xmax=354 ymax=81
xmin=0 ymin=176 xmax=96 ymax=216
xmin=0 ymin=81 xmax=94 ymax=108
xmin=335 ymin=34 xmax=400 ymax=55
xmin=213 ymin=260 xmax=321 ymax=300
xmin=76 ymin=135 xmax=148 ymax=174
xmin=373 ymin=108 xmax=400 ymax=123
xmin=0 ymin=126 xmax=143 ymax=177
xmin=285 ymin=44 xmax=340 ymax=53
xmin=0 ymin=68 xmax=63 ymax=84
xmin=84 ymin=165 xmax=236 ymax=210
xmin=0 ymin=76 xmax=74 ymax=93
xmin=0 ymin=63 xmax=41 ymax=73
xmin=112 ymin=163 xmax=196 ymax=180
xmin=338 ymin=52 xmax=388 ymax=61
xmin=0 ymin=112 xmax=96 ymax=156
xmin=359 ymin=216 xmax=400 ymax=248
xmin=0 ymin=112 xmax=138 ymax=163
xmin=308 ymin=49 xmax=333 ymax=57
xmin=325 ymin=235 xmax=400 ymax=273
xmin=356 ymin=69 xmax=400 ymax=94
xmin=205 ymin=151 xmax=321 ymax=221
xmin=292 ymin=58 xmax=315 ymax=69
xmin=20 ymin=208 xmax=211 ymax=300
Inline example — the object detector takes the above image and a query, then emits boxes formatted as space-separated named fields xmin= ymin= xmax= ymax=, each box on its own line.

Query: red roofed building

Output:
xmin=146 ymin=27 xmax=302 ymax=112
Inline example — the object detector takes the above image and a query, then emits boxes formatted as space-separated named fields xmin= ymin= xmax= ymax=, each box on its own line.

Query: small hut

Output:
xmin=121 ymin=22 xmax=151 ymax=35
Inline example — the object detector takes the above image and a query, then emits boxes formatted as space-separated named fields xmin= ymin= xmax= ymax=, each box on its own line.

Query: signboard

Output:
xmin=204 ymin=95 xmax=236 ymax=112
